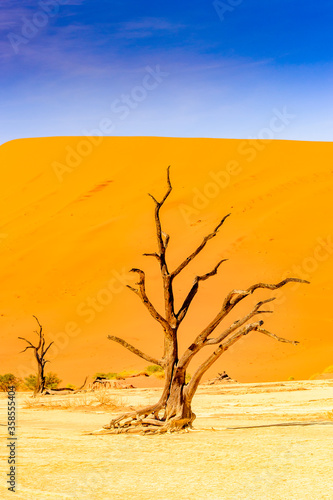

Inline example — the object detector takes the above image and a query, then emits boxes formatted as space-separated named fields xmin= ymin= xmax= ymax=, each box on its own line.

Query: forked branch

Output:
xmin=178 ymin=278 xmax=309 ymax=370
xmin=185 ymin=320 xmax=299 ymax=401
xmin=224 ymin=278 xmax=310 ymax=309
xmin=172 ymin=213 xmax=231 ymax=278
xmin=148 ymin=166 xmax=172 ymax=257
xmin=177 ymin=259 xmax=228 ymax=323
xmin=205 ymin=297 xmax=276 ymax=345
xmin=199 ymin=277 xmax=309 ymax=342
xmin=126 ymin=268 xmax=169 ymax=329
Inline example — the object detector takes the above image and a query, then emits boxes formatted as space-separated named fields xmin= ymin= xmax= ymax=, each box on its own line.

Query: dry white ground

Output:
xmin=1 ymin=380 xmax=333 ymax=500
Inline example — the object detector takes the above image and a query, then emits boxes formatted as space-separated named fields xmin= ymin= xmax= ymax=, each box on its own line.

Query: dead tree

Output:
xmin=102 ymin=167 xmax=309 ymax=434
xmin=18 ymin=316 xmax=53 ymax=396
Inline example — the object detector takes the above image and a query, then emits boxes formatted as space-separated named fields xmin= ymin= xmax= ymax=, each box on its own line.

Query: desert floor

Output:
xmin=1 ymin=379 xmax=333 ymax=500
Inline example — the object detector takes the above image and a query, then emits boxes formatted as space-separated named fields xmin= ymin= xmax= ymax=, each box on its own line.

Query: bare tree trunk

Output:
xmin=19 ymin=316 xmax=54 ymax=397
xmin=35 ymin=356 xmax=46 ymax=396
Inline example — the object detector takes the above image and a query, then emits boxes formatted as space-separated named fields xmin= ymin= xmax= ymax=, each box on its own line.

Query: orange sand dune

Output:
xmin=0 ymin=137 xmax=332 ymax=385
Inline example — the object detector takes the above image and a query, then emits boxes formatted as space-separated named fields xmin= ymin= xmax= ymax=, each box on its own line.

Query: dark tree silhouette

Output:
xmin=18 ymin=316 xmax=53 ymax=396
xmin=102 ymin=167 xmax=309 ymax=434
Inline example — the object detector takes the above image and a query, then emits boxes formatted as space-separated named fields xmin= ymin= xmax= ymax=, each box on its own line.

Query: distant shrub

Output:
xmin=0 ymin=374 xmax=22 ymax=391
xmin=146 ymin=365 xmax=163 ymax=374
xmin=146 ymin=365 xmax=164 ymax=375
xmin=93 ymin=372 xmax=118 ymax=380
xmin=24 ymin=372 xmax=62 ymax=391
xmin=323 ymin=365 xmax=333 ymax=374
xmin=144 ymin=365 xmax=164 ymax=378
xmin=117 ymin=370 xmax=138 ymax=379
xmin=288 ymin=376 xmax=295 ymax=381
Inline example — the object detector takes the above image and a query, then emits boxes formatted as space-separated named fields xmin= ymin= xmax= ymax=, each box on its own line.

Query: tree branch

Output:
xmin=147 ymin=167 xmax=176 ymax=325
xmin=255 ymin=327 xmax=299 ymax=345
xmin=177 ymin=259 xmax=228 ymax=323
xmin=127 ymin=268 xmax=169 ymax=329
xmin=185 ymin=321 xmax=264 ymax=400
xmin=185 ymin=320 xmax=299 ymax=401
xmin=143 ymin=252 xmax=161 ymax=260
xmin=224 ymin=278 xmax=310 ymax=309
xmin=205 ymin=297 xmax=276 ymax=345
xmin=201 ymin=277 xmax=309 ymax=342
xmin=148 ymin=166 xmax=172 ymax=257
xmin=178 ymin=278 xmax=309 ymax=370
xmin=107 ymin=335 xmax=163 ymax=367
xmin=19 ymin=345 xmax=35 ymax=354
xmin=18 ymin=337 xmax=36 ymax=351
xmin=32 ymin=315 xmax=43 ymax=350
xmin=41 ymin=341 xmax=54 ymax=359
xmin=172 ymin=214 xmax=231 ymax=278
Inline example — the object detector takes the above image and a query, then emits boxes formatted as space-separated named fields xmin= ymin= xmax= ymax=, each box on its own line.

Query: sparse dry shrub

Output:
xmin=23 ymin=390 xmax=128 ymax=411
xmin=23 ymin=396 xmax=41 ymax=408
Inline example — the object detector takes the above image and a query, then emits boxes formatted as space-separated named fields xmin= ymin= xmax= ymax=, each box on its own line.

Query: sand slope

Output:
xmin=0 ymin=137 xmax=332 ymax=384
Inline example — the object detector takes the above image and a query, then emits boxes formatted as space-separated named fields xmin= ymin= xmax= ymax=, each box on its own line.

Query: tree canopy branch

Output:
xmin=172 ymin=214 xmax=231 ymax=278
xmin=178 ymin=278 xmax=308 ymax=371
xmin=205 ymin=297 xmax=276 ymax=346
xmin=107 ymin=335 xmax=163 ymax=367
xmin=42 ymin=341 xmax=54 ymax=358
xmin=148 ymin=166 xmax=172 ymax=257
xmin=146 ymin=167 xmax=176 ymax=324
xmin=202 ymin=277 xmax=309 ymax=342
xmin=186 ymin=316 xmax=300 ymax=401
xmin=224 ymin=278 xmax=310 ymax=308
xmin=32 ymin=315 xmax=43 ymax=350
xmin=18 ymin=337 xmax=35 ymax=351
xmin=128 ymin=268 xmax=169 ymax=329
xmin=255 ymin=327 xmax=299 ymax=345
xmin=177 ymin=259 xmax=228 ymax=324
xmin=143 ymin=252 xmax=161 ymax=260
xmin=185 ymin=320 xmax=264 ymax=400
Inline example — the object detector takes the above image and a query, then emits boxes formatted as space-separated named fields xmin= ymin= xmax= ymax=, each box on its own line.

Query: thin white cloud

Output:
xmin=114 ymin=17 xmax=186 ymax=39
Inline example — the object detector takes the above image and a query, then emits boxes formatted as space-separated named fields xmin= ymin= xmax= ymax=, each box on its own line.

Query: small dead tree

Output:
xmin=18 ymin=316 xmax=53 ymax=396
xmin=102 ymin=167 xmax=309 ymax=434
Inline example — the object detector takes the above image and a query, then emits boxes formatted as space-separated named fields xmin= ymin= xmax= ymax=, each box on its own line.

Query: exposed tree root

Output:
xmin=103 ymin=401 xmax=165 ymax=429
xmin=88 ymin=415 xmax=195 ymax=435
xmin=89 ymin=403 xmax=197 ymax=435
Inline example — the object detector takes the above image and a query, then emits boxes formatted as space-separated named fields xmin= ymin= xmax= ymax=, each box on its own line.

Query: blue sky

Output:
xmin=1 ymin=0 xmax=333 ymax=144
